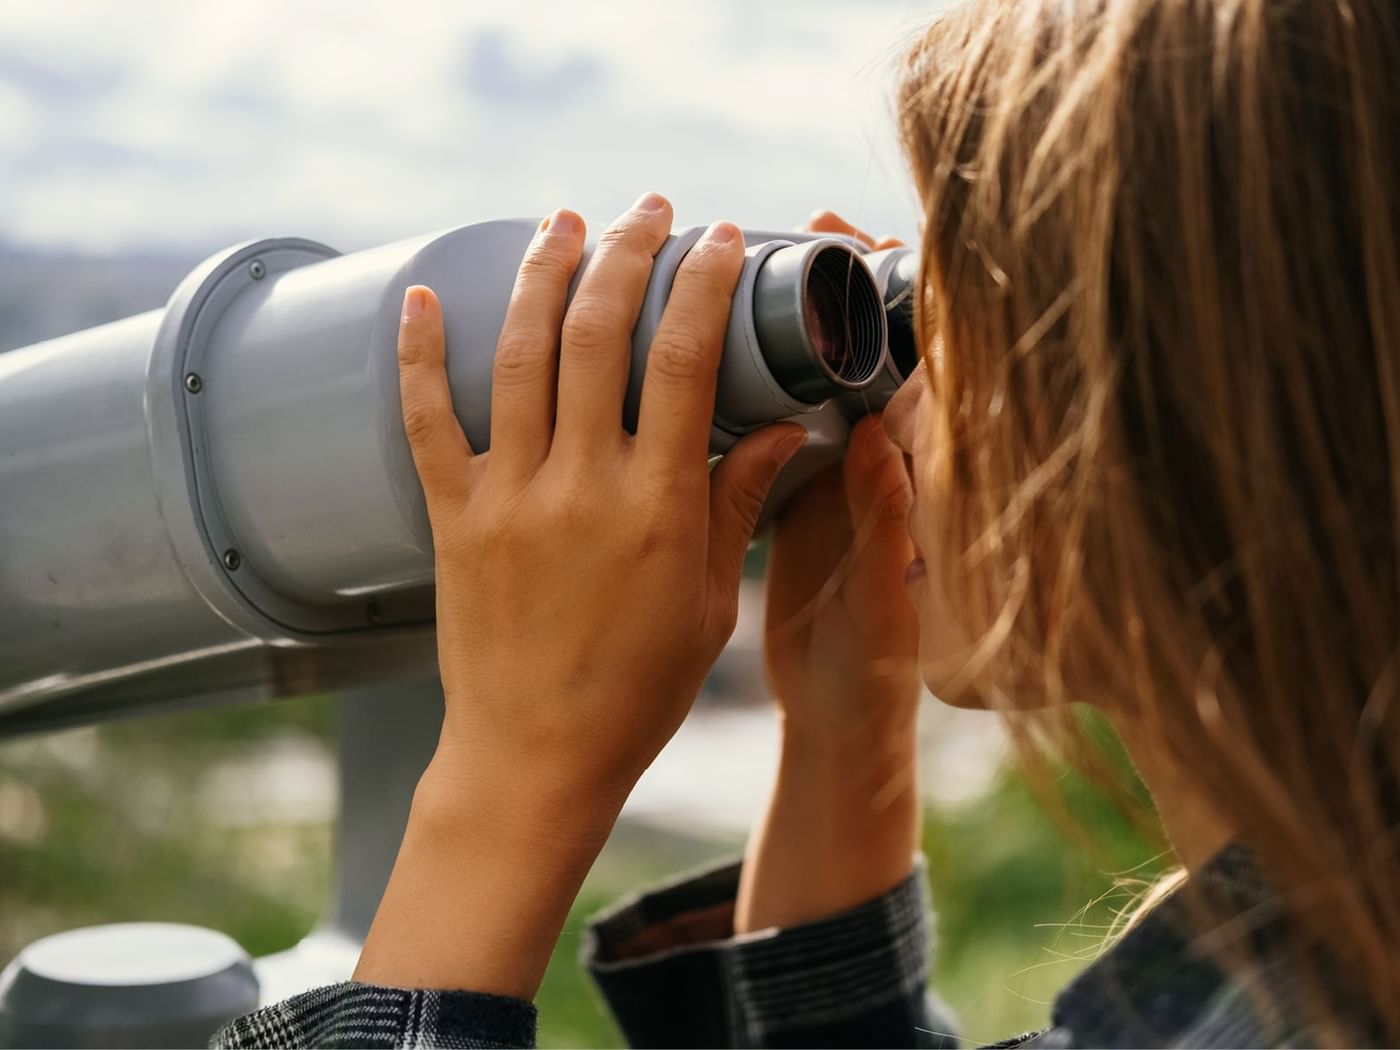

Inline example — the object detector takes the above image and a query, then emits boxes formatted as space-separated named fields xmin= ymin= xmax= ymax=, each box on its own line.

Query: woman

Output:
xmin=216 ymin=0 xmax=1400 ymax=1045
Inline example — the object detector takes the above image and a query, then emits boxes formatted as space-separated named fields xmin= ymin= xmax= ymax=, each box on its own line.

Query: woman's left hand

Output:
xmin=355 ymin=194 xmax=806 ymax=1000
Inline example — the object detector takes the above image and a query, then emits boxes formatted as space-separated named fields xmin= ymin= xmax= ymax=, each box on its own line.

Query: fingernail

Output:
xmin=402 ymin=286 xmax=426 ymax=320
xmin=774 ymin=430 xmax=807 ymax=464
xmin=703 ymin=221 xmax=738 ymax=244
xmin=635 ymin=192 xmax=668 ymax=212
xmin=541 ymin=209 xmax=580 ymax=236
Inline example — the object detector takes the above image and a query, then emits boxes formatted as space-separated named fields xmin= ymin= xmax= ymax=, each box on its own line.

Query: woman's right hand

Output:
xmin=764 ymin=211 xmax=919 ymax=745
xmin=735 ymin=210 xmax=923 ymax=935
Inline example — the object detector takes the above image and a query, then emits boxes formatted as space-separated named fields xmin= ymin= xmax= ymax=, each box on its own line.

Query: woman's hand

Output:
xmin=765 ymin=211 xmax=919 ymax=743
xmin=406 ymin=198 xmax=804 ymax=797
xmin=735 ymin=211 xmax=922 ymax=935
xmin=356 ymin=195 xmax=807 ymax=999
xmin=762 ymin=420 xmax=921 ymax=742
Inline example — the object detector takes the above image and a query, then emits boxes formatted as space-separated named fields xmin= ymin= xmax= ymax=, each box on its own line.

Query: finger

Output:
xmin=398 ymin=285 xmax=474 ymax=514
xmin=707 ymin=424 xmax=808 ymax=612
xmin=635 ymin=221 xmax=744 ymax=477
xmin=555 ymin=192 xmax=673 ymax=452
xmin=842 ymin=414 xmax=918 ymax=626
xmin=761 ymin=463 xmax=851 ymax=646
xmin=490 ymin=209 xmax=586 ymax=477
xmin=874 ymin=236 xmax=906 ymax=250
xmin=804 ymin=209 xmax=876 ymax=248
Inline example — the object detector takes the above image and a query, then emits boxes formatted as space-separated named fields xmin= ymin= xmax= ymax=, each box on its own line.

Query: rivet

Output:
xmin=184 ymin=373 xmax=203 ymax=394
xmin=248 ymin=259 xmax=266 ymax=280
xmin=222 ymin=549 xmax=242 ymax=571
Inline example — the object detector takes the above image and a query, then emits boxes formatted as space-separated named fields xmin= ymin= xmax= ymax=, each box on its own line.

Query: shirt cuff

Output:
xmin=208 ymin=980 xmax=537 ymax=1049
xmin=584 ymin=856 xmax=936 ymax=1047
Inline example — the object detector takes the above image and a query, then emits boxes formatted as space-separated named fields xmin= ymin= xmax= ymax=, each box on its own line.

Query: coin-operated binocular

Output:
xmin=0 ymin=220 xmax=919 ymax=735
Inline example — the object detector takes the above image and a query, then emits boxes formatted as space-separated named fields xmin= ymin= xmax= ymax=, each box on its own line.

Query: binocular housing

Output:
xmin=0 ymin=220 xmax=918 ymax=732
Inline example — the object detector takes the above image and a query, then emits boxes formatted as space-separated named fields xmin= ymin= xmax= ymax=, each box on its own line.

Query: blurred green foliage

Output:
xmin=0 ymin=698 xmax=334 ymax=963
xmin=0 ymin=696 xmax=1166 ymax=1048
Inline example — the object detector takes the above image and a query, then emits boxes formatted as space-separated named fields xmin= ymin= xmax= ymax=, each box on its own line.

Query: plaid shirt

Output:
xmin=211 ymin=844 xmax=1373 ymax=1049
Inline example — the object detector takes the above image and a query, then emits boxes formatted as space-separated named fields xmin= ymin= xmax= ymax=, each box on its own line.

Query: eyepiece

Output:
xmin=883 ymin=251 xmax=920 ymax=380
xmin=752 ymin=241 xmax=885 ymax=402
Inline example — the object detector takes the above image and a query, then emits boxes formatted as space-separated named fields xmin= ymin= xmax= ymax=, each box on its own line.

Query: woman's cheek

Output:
xmin=904 ymin=452 xmax=994 ymax=710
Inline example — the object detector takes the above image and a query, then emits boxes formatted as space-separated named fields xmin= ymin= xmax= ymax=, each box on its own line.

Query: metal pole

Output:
xmin=252 ymin=681 xmax=443 ymax=1004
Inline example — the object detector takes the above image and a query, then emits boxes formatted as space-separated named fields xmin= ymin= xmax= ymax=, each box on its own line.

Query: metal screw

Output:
xmin=222 ymin=549 xmax=242 ymax=571
xmin=184 ymin=372 xmax=203 ymax=394
xmin=248 ymin=259 xmax=266 ymax=280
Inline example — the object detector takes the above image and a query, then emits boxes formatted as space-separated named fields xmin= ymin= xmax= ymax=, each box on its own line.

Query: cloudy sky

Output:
xmin=0 ymin=0 xmax=939 ymax=257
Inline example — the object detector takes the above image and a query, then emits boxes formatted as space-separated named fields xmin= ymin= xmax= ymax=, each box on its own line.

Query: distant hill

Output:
xmin=0 ymin=248 xmax=196 ymax=353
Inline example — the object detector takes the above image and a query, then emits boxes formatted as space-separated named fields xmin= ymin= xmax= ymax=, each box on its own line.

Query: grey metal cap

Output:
xmin=0 ymin=923 xmax=259 ymax=1048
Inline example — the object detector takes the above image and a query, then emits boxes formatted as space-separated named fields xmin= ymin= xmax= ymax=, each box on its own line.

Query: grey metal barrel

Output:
xmin=0 ymin=220 xmax=914 ymax=735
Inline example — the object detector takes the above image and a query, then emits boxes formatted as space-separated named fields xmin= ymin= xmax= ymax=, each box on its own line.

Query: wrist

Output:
xmin=425 ymin=695 xmax=652 ymax=826
xmin=734 ymin=711 xmax=921 ymax=934
xmin=414 ymin=745 xmax=629 ymax=846
xmin=773 ymin=725 xmax=919 ymax=840
xmin=354 ymin=750 xmax=624 ymax=999
xmin=777 ymin=707 xmax=918 ymax=789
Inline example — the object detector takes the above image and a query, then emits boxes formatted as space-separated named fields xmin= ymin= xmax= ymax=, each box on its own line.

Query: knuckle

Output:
xmin=729 ymin=484 xmax=767 ymax=530
xmin=545 ymin=470 xmax=595 ymax=515
xmin=397 ymin=336 xmax=434 ymax=370
xmin=633 ymin=520 xmax=671 ymax=560
xmin=517 ymin=241 xmax=578 ymax=285
xmin=682 ymin=236 xmax=736 ymax=273
xmin=650 ymin=326 xmax=714 ymax=383
xmin=555 ymin=493 xmax=607 ymax=537
xmin=562 ymin=298 xmax=622 ymax=352
xmin=596 ymin=223 xmax=641 ymax=253
xmin=709 ymin=596 xmax=740 ymax=641
xmin=636 ymin=499 xmax=680 ymax=540
xmin=492 ymin=335 xmax=544 ymax=388
xmin=601 ymin=211 xmax=665 ymax=251
xmin=401 ymin=398 xmax=441 ymax=444
xmin=591 ymin=233 xmax=658 ymax=289
xmin=553 ymin=485 xmax=590 ymax=524
xmin=676 ymin=252 xmax=740 ymax=303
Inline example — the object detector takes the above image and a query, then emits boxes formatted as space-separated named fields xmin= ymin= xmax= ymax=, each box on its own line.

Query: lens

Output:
xmin=752 ymin=241 xmax=885 ymax=402
xmin=803 ymin=246 xmax=885 ymax=384
xmin=804 ymin=293 xmax=845 ymax=375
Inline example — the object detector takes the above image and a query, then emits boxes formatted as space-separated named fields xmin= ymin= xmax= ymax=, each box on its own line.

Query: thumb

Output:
xmin=706 ymin=423 xmax=808 ymax=599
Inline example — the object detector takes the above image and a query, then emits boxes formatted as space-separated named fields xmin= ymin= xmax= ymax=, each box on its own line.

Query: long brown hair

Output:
xmin=897 ymin=0 xmax=1400 ymax=1038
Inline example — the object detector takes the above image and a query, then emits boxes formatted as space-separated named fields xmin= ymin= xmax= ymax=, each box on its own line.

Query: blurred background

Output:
xmin=0 ymin=0 xmax=1164 ymax=1044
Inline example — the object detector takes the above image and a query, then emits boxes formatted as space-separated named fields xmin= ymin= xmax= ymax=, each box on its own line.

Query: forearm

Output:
xmin=735 ymin=715 xmax=920 ymax=934
xmin=354 ymin=754 xmax=624 ymax=1000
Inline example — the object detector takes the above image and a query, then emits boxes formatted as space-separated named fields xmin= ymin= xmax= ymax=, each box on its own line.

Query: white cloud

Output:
xmin=0 ymin=0 xmax=940 ymax=254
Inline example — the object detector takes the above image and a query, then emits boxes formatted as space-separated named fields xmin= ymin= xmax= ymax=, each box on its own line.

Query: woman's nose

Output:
xmin=882 ymin=359 xmax=927 ymax=455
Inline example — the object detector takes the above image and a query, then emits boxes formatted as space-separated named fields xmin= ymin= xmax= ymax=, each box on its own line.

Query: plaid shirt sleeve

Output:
xmin=208 ymin=859 xmax=955 ymax=1050
xmin=583 ymin=856 xmax=959 ymax=1048
xmin=208 ymin=981 xmax=537 ymax=1049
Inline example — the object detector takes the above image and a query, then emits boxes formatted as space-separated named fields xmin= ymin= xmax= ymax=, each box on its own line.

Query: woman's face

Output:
xmin=881 ymin=359 xmax=985 ymax=707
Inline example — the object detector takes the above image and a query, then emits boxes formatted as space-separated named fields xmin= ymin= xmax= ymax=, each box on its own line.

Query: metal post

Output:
xmin=252 ymin=682 xmax=443 ymax=1004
